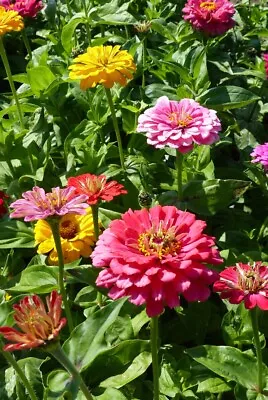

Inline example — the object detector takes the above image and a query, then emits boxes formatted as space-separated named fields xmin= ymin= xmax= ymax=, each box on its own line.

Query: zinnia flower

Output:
xmin=264 ymin=54 xmax=268 ymax=79
xmin=182 ymin=0 xmax=235 ymax=36
xmin=69 ymin=45 xmax=136 ymax=90
xmin=250 ymin=143 xmax=268 ymax=173
xmin=0 ymin=291 xmax=66 ymax=351
xmin=0 ymin=190 xmax=8 ymax=217
xmin=10 ymin=186 xmax=89 ymax=222
xmin=0 ymin=5 xmax=23 ymax=35
xmin=67 ymin=174 xmax=127 ymax=205
xmin=213 ymin=262 xmax=268 ymax=310
xmin=91 ymin=205 xmax=222 ymax=317
xmin=1 ymin=0 xmax=43 ymax=18
xmin=34 ymin=208 xmax=96 ymax=265
xmin=137 ymin=96 xmax=221 ymax=153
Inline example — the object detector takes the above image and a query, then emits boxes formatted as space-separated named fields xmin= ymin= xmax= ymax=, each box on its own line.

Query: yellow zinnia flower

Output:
xmin=0 ymin=6 xmax=24 ymax=36
xmin=69 ymin=45 xmax=136 ymax=90
xmin=34 ymin=208 xmax=96 ymax=266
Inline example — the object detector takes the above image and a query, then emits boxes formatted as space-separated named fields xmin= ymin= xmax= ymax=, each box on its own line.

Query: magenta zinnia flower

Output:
xmin=91 ymin=205 xmax=222 ymax=317
xmin=1 ymin=0 xmax=43 ymax=18
xmin=264 ymin=54 xmax=268 ymax=79
xmin=182 ymin=0 xmax=235 ymax=36
xmin=214 ymin=262 xmax=268 ymax=310
xmin=0 ymin=291 xmax=66 ymax=351
xmin=250 ymin=143 xmax=268 ymax=173
xmin=10 ymin=186 xmax=89 ymax=222
xmin=137 ymin=96 xmax=221 ymax=153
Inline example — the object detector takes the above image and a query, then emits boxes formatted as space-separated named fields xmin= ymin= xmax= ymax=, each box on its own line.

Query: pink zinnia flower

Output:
xmin=182 ymin=0 xmax=235 ymax=36
xmin=1 ymin=0 xmax=43 ymax=18
xmin=250 ymin=143 xmax=268 ymax=173
xmin=0 ymin=291 xmax=66 ymax=351
xmin=214 ymin=262 xmax=268 ymax=310
xmin=91 ymin=205 xmax=222 ymax=317
xmin=10 ymin=186 xmax=89 ymax=222
xmin=67 ymin=174 xmax=127 ymax=205
xmin=137 ymin=96 xmax=221 ymax=153
xmin=264 ymin=54 xmax=268 ymax=79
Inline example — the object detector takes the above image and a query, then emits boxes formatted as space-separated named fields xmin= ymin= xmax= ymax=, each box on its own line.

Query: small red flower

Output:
xmin=213 ymin=262 xmax=268 ymax=310
xmin=0 ymin=190 xmax=8 ymax=217
xmin=264 ymin=54 xmax=268 ymax=79
xmin=0 ymin=291 xmax=66 ymax=351
xmin=67 ymin=174 xmax=127 ymax=205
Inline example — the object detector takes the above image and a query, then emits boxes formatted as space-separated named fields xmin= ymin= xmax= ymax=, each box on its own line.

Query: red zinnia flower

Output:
xmin=264 ymin=54 xmax=268 ymax=79
xmin=0 ymin=291 xmax=66 ymax=351
xmin=213 ymin=262 xmax=268 ymax=310
xmin=1 ymin=0 xmax=43 ymax=18
xmin=91 ymin=205 xmax=222 ymax=317
xmin=67 ymin=174 xmax=127 ymax=205
xmin=0 ymin=190 xmax=8 ymax=217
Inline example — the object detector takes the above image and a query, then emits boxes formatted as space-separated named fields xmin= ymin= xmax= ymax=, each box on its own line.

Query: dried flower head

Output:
xmin=134 ymin=20 xmax=152 ymax=33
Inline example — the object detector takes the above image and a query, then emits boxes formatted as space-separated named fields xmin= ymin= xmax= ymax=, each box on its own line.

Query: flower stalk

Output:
xmin=49 ymin=219 xmax=74 ymax=333
xmin=91 ymin=204 xmax=103 ymax=307
xmin=150 ymin=316 xmax=160 ymax=400
xmin=176 ymin=152 xmax=183 ymax=201
xmin=21 ymin=29 xmax=32 ymax=59
xmin=250 ymin=308 xmax=263 ymax=393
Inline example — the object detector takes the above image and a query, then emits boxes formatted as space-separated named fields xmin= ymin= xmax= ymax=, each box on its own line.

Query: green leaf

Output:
xmin=0 ymin=220 xmax=34 ymax=249
xmin=27 ymin=66 xmax=56 ymax=96
xmin=145 ymin=84 xmax=177 ymax=101
xmin=95 ymin=388 xmax=128 ymax=400
xmin=198 ymin=86 xmax=260 ymax=110
xmin=197 ymin=377 xmax=232 ymax=393
xmin=8 ymin=265 xmax=58 ymax=294
xmin=186 ymin=345 xmax=268 ymax=390
xmin=100 ymin=351 xmax=152 ymax=389
xmin=61 ymin=16 xmax=85 ymax=54
xmin=45 ymin=369 xmax=78 ymax=400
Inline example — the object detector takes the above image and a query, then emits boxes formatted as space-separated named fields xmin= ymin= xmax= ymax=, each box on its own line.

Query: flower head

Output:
xmin=250 ymin=143 xmax=268 ymax=173
xmin=69 ymin=45 xmax=136 ymax=90
xmin=34 ymin=208 xmax=96 ymax=265
xmin=0 ymin=5 xmax=23 ymax=36
xmin=0 ymin=190 xmax=8 ymax=217
xmin=1 ymin=0 xmax=43 ymax=18
xmin=10 ymin=186 xmax=89 ymax=222
xmin=91 ymin=205 xmax=222 ymax=317
xmin=0 ymin=291 xmax=66 ymax=351
xmin=137 ymin=96 xmax=221 ymax=153
xmin=264 ymin=54 xmax=268 ymax=79
xmin=213 ymin=262 xmax=268 ymax=310
xmin=182 ymin=0 xmax=235 ymax=36
xmin=67 ymin=174 xmax=127 ymax=206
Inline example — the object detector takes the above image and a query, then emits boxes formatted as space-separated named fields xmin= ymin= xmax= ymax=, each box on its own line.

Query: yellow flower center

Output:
xmin=138 ymin=225 xmax=180 ymax=259
xmin=169 ymin=112 xmax=193 ymax=127
xmin=60 ymin=220 xmax=78 ymax=239
xmin=200 ymin=1 xmax=216 ymax=10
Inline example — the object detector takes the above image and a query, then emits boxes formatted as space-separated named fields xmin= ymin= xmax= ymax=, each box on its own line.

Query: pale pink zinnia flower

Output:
xmin=137 ymin=96 xmax=221 ymax=153
xmin=91 ymin=205 xmax=222 ymax=317
xmin=250 ymin=143 xmax=268 ymax=173
xmin=214 ymin=262 xmax=268 ymax=310
xmin=1 ymin=0 xmax=43 ymax=18
xmin=10 ymin=186 xmax=89 ymax=222
xmin=264 ymin=54 xmax=268 ymax=79
xmin=182 ymin=0 xmax=235 ymax=36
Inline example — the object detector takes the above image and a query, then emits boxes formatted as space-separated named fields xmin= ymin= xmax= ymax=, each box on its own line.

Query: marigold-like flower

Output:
xmin=137 ymin=96 xmax=221 ymax=153
xmin=67 ymin=174 xmax=127 ymax=206
xmin=250 ymin=143 xmax=268 ymax=173
xmin=10 ymin=186 xmax=89 ymax=222
xmin=214 ymin=262 xmax=268 ymax=310
xmin=264 ymin=54 xmax=268 ymax=79
xmin=34 ymin=208 xmax=96 ymax=265
xmin=69 ymin=45 xmax=136 ymax=90
xmin=0 ymin=5 xmax=23 ymax=35
xmin=1 ymin=0 xmax=43 ymax=18
xmin=91 ymin=205 xmax=222 ymax=317
xmin=0 ymin=190 xmax=8 ymax=217
xmin=0 ymin=291 xmax=66 ymax=351
xmin=182 ymin=0 xmax=235 ymax=36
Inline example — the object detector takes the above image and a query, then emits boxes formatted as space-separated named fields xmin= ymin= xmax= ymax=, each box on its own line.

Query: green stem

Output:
xmin=142 ymin=37 xmax=147 ymax=89
xmin=176 ymin=151 xmax=183 ymax=201
xmin=65 ymin=0 xmax=72 ymax=18
xmin=91 ymin=204 xmax=103 ymax=307
xmin=21 ymin=30 xmax=32 ymax=60
xmin=248 ymin=81 xmax=266 ymax=122
xmin=81 ymin=0 xmax=91 ymax=45
xmin=49 ymin=343 xmax=94 ymax=400
xmin=1 ymin=348 xmax=38 ymax=400
xmin=105 ymin=88 xmax=125 ymax=170
xmin=49 ymin=220 xmax=74 ymax=333
xmin=150 ymin=316 xmax=159 ymax=400
xmin=250 ymin=308 xmax=263 ymax=393
xmin=0 ymin=38 xmax=24 ymax=129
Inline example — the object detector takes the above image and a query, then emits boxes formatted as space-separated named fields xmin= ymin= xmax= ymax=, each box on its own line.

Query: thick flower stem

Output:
xmin=1 ymin=348 xmax=38 ymax=400
xmin=105 ymin=87 xmax=125 ymax=170
xmin=49 ymin=344 xmax=94 ymax=400
xmin=91 ymin=204 xmax=102 ymax=307
xmin=150 ymin=316 xmax=160 ymax=400
xmin=49 ymin=220 xmax=74 ymax=333
xmin=21 ymin=30 xmax=32 ymax=60
xmin=176 ymin=152 xmax=183 ymax=201
xmin=142 ymin=38 xmax=147 ymax=89
xmin=0 ymin=38 xmax=24 ymax=129
xmin=81 ymin=0 xmax=91 ymax=45
xmin=250 ymin=308 xmax=263 ymax=393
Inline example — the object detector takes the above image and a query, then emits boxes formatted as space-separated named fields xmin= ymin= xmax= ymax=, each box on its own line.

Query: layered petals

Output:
xmin=1 ymin=0 xmax=43 ymax=18
xmin=251 ymin=143 xmax=268 ymax=173
xmin=0 ymin=5 xmax=23 ymax=35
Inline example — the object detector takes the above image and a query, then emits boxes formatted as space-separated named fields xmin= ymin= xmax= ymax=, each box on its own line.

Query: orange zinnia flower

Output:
xmin=0 ymin=6 xmax=24 ymax=36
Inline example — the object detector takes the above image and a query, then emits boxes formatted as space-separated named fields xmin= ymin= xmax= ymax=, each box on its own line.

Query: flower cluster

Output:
xmin=251 ymin=143 xmax=268 ymax=173
xmin=0 ymin=5 xmax=23 ymax=36
xmin=1 ymin=0 xmax=43 ymax=18
xmin=182 ymin=0 xmax=235 ymax=36
xmin=69 ymin=45 xmax=136 ymax=90
xmin=91 ymin=205 xmax=222 ymax=317
xmin=137 ymin=96 xmax=221 ymax=153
